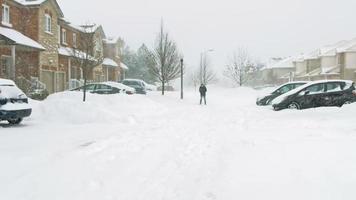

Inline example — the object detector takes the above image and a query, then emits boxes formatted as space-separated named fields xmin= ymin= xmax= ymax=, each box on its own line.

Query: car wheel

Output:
xmin=288 ymin=102 xmax=300 ymax=110
xmin=8 ymin=118 xmax=23 ymax=125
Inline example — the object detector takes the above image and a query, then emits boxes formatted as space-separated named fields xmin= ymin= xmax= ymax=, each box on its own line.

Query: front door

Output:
xmin=0 ymin=56 xmax=11 ymax=79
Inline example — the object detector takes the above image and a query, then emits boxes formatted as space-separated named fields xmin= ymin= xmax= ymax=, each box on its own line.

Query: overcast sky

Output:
xmin=58 ymin=0 xmax=356 ymax=70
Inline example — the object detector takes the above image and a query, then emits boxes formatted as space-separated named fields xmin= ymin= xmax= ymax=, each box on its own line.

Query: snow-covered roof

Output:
xmin=14 ymin=0 xmax=64 ymax=17
xmin=102 ymin=58 xmax=119 ymax=67
xmin=264 ymin=57 xmax=295 ymax=70
xmin=0 ymin=27 xmax=45 ymax=50
xmin=319 ymin=40 xmax=349 ymax=57
xmin=304 ymin=49 xmax=320 ymax=60
xmin=120 ymin=62 xmax=129 ymax=70
xmin=14 ymin=0 xmax=47 ymax=6
xmin=103 ymin=37 xmax=118 ymax=44
xmin=58 ymin=46 xmax=95 ymax=61
xmin=336 ymin=38 xmax=356 ymax=53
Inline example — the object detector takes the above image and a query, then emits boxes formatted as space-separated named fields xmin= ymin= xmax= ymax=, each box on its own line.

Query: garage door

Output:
xmin=40 ymin=70 xmax=55 ymax=94
xmin=56 ymin=72 xmax=66 ymax=92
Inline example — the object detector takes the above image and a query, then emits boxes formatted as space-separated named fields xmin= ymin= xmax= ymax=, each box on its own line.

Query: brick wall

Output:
xmin=38 ymin=0 xmax=60 ymax=72
xmin=1 ymin=1 xmax=39 ymax=41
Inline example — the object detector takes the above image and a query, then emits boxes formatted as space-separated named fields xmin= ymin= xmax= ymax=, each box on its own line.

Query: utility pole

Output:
xmin=180 ymin=58 xmax=184 ymax=99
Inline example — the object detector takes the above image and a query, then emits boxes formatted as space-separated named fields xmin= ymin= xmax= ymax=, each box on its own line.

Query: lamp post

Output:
xmin=200 ymin=49 xmax=214 ymax=84
xmin=180 ymin=58 xmax=184 ymax=100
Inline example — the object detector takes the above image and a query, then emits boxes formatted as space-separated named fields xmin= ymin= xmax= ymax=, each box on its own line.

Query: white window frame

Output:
xmin=2 ymin=4 xmax=11 ymax=27
xmin=73 ymin=33 xmax=77 ymax=47
xmin=57 ymin=25 xmax=60 ymax=44
xmin=62 ymin=29 xmax=67 ymax=45
xmin=45 ymin=14 xmax=52 ymax=33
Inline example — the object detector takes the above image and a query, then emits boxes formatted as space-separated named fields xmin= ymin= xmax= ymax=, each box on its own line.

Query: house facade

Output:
xmin=270 ymin=39 xmax=356 ymax=85
xmin=261 ymin=57 xmax=295 ymax=85
xmin=0 ymin=0 xmax=126 ymax=94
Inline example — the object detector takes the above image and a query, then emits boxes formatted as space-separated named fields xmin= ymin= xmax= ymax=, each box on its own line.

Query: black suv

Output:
xmin=256 ymin=81 xmax=308 ymax=105
xmin=272 ymin=80 xmax=356 ymax=111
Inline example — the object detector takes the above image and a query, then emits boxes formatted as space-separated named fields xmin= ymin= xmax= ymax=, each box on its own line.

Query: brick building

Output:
xmin=0 ymin=0 xmax=126 ymax=94
xmin=103 ymin=37 xmax=128 ymax=81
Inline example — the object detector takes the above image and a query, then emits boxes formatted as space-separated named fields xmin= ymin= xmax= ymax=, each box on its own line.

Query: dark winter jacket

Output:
xmin=199 ymin=85 xmax=207 ymax=95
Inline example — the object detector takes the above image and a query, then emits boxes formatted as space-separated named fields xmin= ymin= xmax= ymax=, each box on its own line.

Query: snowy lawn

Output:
xmin=1 ymin=86 xmax=356 ymax=200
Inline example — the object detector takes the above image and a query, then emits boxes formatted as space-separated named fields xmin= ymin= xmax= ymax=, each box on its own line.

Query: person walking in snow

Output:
xmin=199 ymin=84 xmax=207 ymax=105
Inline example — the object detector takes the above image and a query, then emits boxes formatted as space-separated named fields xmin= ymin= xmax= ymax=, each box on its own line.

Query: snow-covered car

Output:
xmin=0 ymin=78 xmax=32 ymax=124
xmin=256 ymin=81 xmax=308 ymax=105
xmin=142 ymin=81 xmax=157 ymax=91
xmin=272 ymin=80 xmax=356 ymax=111
xmin=122 ymin=79 xmax=147 ymax=94
xmin=71 ymin=82 xmax=135 ymax=95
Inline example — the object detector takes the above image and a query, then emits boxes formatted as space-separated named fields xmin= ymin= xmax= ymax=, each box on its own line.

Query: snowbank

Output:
xmin=29 ymin=92 xmax=167 ymax=124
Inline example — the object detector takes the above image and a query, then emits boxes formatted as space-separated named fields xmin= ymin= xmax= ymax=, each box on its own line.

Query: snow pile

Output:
xmin=30 ymin=91 xmax=166 ymax=124
xmin=1 ymin=86 xmax=356 ymax=200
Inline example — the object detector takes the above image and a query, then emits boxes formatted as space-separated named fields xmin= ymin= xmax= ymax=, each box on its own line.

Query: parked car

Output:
xmin=143 ymin=81 xmax=157 ymax=91
xmin=71 ymin=82 xmax=135 ymax=95
xmin=122 ymin=79 xmax=147 ymax=94
xmin=256 ymin=81 xmax=308 ymax=105
xmin=0 ymin=78 xmax=32 ymax=125
xmin=272 ymin=80 xmax=356 ymax=111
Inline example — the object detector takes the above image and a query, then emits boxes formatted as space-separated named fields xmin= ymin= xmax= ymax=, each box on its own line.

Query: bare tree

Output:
xmin=71 ymin=24 xmax=103 ymax=102
xmin=149 ymin=22 xmax=181 ymax=95
xmin=224 ymin=48 xmax=253 ymax=86
xmin=199 ymin=55 xmax=216 ymax=85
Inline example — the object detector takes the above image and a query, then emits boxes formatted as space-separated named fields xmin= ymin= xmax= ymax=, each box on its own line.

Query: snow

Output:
xmin=1 ymin=86 xmax=356 ymax=200
xmin=263 ymin=56 xmax=295 ymax=70
xmin=0 ymin=27 xmax=45 ymax=50
xmin=103 ymin=81 xmax=135 ymax=93
xmin=58 ymin=46 xmax=95 ymax=61
xmin=14 ymin=0 xmax=47 ymax=6
xmin=120 ymin=62 xmax=129 ymax=70
xmin=103 ymin=58 xmax=119 ymax=67
xmin=0 ymin=78 xmax=15 ymax=85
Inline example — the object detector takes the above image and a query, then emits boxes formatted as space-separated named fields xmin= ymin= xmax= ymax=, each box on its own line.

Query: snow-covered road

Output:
xmin=1 ymin=87 xmax=356 ymax=200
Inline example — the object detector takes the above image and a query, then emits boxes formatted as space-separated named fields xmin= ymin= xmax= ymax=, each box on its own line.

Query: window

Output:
xmin=45 ymin=14 xmax=52 ymax=33
xmin=62 ymin=29 xmax=67 ymax=44
xmin=326 ymin=82 xmax=342 ymax=93
xmin=57 ymin=25 xmax=60 ymax=44
xmin=305 ymin=84 xmax=324 ymax=95
xmin=278 ymin=85 xmax=293 ymax=94
xmin=73 ymin=33 xmax=77 ymax=47
xmin=2 ymin=4 xmax=10 ymax=25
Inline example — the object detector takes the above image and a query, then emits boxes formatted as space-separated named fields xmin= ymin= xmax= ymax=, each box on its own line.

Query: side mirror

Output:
xmin=299 ymin=91 xmax=309 ymax=96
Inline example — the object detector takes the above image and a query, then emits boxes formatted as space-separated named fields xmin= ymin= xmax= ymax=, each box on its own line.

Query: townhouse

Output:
xmin=0 ymin=0 xmax=127 ymax=94
xmin=261 ymin=57 xmax=296 ymax=85
xmin=266 ymin=38 xmax=356 ymax=85
xmin=103 ymin=37 xmax=128 ymax=81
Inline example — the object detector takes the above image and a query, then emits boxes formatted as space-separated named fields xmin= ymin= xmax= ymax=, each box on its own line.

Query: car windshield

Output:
xmin=123 ymin=81 xmax=140 ymax=86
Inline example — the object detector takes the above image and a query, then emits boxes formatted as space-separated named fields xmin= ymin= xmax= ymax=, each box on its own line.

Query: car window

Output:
xmin=85 ymin=84 xmax=96 ymax=92
xmin=123 ymin=80 xmax=140 ymax=86
xmin=95 ymin=84 xmax=112 ymax=91
xmin=278 ymin=84 xmax=293 ymax=94
xmin=305 ymin=84 xmax=324 ymax=94
xmin=344 ymin=82 xmax=354 ymax=90
xmin=294 ymin=83 xmax=306 ymax=89
xmin=326 ymin=82 xmax=342 ymax=92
